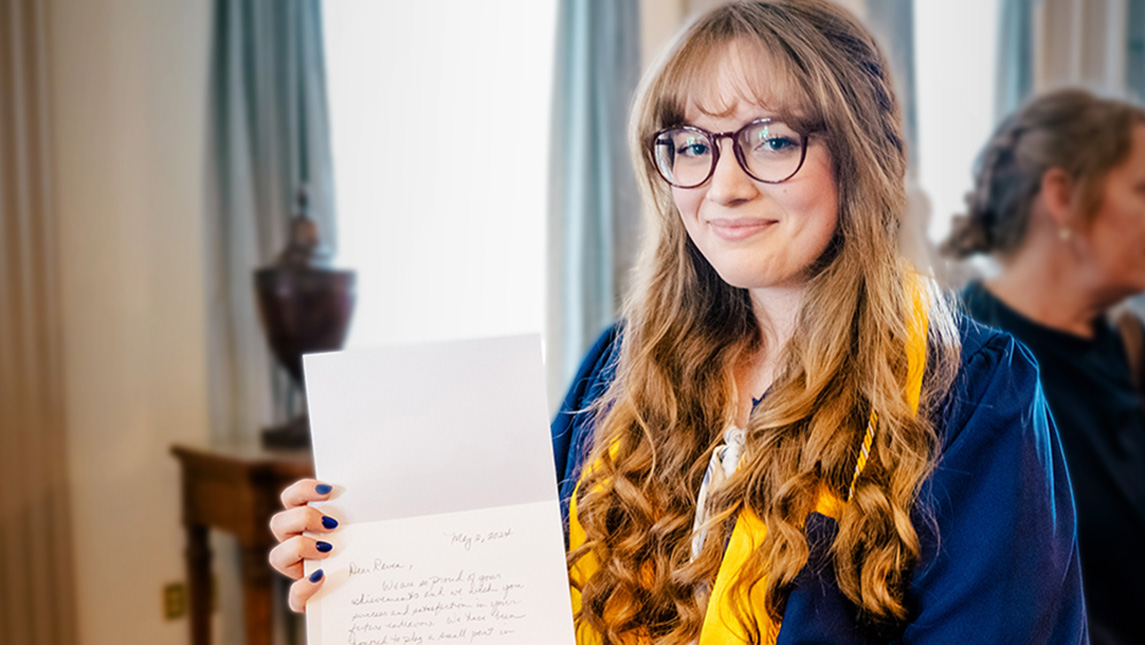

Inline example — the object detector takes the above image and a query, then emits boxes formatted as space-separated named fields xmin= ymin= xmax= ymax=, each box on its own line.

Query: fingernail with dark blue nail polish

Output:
xmin=316 ymin=541 xmax=333 ymax=553
xmin=309 ymin=569 xmax=324 ymax=583
xmin=315 ymin=484 xmax=333 ymax=495
xmin=321 ymin=516 xmax=338 ymax=530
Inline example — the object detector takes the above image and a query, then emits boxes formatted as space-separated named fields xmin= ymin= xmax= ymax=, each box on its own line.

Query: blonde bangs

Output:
xmin=645 ymin=20 xmax=821 ymax=136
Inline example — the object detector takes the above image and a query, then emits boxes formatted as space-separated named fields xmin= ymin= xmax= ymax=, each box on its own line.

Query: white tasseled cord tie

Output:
xmin=691 ymin=425 xmax=746 ymax=560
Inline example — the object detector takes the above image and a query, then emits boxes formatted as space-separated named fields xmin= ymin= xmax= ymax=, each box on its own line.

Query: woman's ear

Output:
xmin=1039 ymin=167 xmax=1076 ymax=229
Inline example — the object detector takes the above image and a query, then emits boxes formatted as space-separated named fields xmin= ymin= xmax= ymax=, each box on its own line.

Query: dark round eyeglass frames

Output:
xmin=651 ymin=118 xmax=811 ymax=188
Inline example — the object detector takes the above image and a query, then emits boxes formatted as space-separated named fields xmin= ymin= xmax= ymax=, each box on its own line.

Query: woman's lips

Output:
xmin=707 ymin=218 xmax=776 ymax=241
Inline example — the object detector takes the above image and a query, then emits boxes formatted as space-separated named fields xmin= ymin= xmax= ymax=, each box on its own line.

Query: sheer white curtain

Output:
xmin=994 ymin=0 xmax=1134 ymax=119
xmin=913 ymin=0 xmax=1000 ymax=251
xmin=1034 ymin=0 xmax=1129 ymax=95
xmin=323 ymin=0 xmax=557 ymax=370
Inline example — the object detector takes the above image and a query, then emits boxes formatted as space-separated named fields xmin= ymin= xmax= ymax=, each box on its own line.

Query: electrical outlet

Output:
xmin=164 ymin=582 xmax=187 ymax=620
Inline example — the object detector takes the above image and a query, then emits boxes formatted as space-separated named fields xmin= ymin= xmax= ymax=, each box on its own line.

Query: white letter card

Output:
xmin=302 ymin=335 xmax=575 ymax=644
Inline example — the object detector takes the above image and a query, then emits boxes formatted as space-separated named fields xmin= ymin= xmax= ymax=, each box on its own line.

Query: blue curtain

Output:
xmin=865 ymin=0 xmax=943 ymax=274
xmin=547 ymin=0 xmax=641 ymax=408
xmin=1128 ymin=0 xmax=1145 ymax=101
xmin=205 ymin=0 xmax=338 ymax=443
xmin=996 ymin=0 xmax=1036 ymax=119
xmin=1128 ymin=1 xmax=1145 ymax=319
xmin=867 ymin=0 xmax=919 ymax=174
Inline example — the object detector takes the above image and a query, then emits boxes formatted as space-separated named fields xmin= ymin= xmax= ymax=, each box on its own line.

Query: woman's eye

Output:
xmin=677 ymin=141 xmax=710 ymax=157
xmin=759 ymin=136 xmax=796 ymax=152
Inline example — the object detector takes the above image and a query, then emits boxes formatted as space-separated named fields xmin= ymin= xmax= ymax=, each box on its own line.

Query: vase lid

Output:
xmin=278 ymin=187 xmax=333 ymax=267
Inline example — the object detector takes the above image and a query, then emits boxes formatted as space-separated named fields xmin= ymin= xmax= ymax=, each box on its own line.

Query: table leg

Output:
xmin=185 ymin=523 xmax=212 ymax=645
xmin=241 ymin=544 xmax=274 ymax=645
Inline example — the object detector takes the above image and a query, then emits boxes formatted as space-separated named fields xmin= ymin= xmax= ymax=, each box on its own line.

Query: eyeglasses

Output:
xmin=651 ymin=118 xmax=810 ymax=188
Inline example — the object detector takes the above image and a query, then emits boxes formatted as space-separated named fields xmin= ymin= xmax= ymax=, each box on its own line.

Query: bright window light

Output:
xmin=914 ymin=0 xmax=1000 ymax=245
xmin=323 ymin=0 xmax=557 ymax=348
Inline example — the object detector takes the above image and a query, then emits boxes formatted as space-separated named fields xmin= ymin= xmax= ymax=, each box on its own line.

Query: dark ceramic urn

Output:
xmin=254 ymin=193 xmax=355 ymax=448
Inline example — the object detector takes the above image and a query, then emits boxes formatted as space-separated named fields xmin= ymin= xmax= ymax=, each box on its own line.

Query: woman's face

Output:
xmin=1079 ymin=124 xmax=1145 ymax=298
xmin=670 ymin=48 xmax=839 ymax=297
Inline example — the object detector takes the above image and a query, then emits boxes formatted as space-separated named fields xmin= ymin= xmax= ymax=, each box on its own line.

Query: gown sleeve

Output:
xmin=550 ymin=324 xmax=623 ymax=523
xmin=900 ymin=325 xmax=1087 ymax=643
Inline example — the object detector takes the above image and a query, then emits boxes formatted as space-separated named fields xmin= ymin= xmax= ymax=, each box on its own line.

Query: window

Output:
xmin=323 ymin=0 xmax=558 ymax=348
xmin=914 ymin=0 xmax=1001 ymax=245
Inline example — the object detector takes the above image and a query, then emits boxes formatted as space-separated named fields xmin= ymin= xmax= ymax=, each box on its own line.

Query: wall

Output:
xmin=639 ymin=0 xmax=684 ymax=70
xmin=48 ymin=0 xmax=213 ymax=643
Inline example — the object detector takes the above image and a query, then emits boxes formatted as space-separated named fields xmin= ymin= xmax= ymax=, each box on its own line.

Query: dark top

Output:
xmin=962 ymin=281 xmax=1145 ymax=645
xmin=550 ymin=316 xmax=1088 ymax=643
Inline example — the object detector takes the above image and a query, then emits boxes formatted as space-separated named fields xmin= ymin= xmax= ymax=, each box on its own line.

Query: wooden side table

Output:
xmin=171 ymin=443 xmax=314 ymax=645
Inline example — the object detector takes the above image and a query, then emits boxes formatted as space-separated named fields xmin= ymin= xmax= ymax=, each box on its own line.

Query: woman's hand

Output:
xmin=269 ymin=479 xmax=340 ymax=612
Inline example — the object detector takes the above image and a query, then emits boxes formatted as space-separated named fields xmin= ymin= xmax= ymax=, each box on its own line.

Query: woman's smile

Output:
xmin=706 ymin=217 xmax=777 ymax=241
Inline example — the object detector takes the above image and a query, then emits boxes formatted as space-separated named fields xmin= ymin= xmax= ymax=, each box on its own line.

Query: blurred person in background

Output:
xmin=944 ymin=88 xmax=1145 ymax=645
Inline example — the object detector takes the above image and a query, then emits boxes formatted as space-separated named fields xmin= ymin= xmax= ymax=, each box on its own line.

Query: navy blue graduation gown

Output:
xmin=550 ymin=317 xmax=1088 ymax=643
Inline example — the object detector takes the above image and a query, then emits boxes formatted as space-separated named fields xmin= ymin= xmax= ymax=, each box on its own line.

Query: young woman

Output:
xmin=944 ymin=88 xmax=1145 ymax=644
xmin=272 ymin=2 xmax=1086 ymax=641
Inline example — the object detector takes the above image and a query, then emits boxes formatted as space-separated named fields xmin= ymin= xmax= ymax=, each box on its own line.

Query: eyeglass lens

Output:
xmin=653 ymin=121 xmax=805 ymax=187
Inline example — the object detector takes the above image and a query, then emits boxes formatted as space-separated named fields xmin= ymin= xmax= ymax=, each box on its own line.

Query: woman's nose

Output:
xmin=706 ymin=140 xmax=758 ymax=205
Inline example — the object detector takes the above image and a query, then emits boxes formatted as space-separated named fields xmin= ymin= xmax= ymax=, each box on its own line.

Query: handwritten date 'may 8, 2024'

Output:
xmin=447 ymin=528 xmax=513 ymax=552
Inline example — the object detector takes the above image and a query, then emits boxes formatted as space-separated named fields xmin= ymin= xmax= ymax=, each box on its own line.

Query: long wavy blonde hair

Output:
xmin=569 ymin=1 xmax=961 ymax=642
